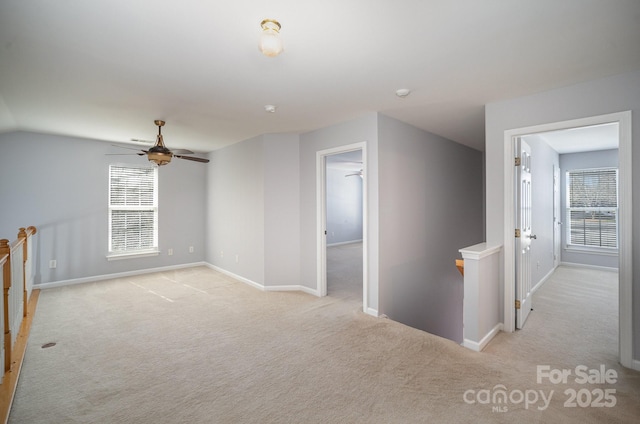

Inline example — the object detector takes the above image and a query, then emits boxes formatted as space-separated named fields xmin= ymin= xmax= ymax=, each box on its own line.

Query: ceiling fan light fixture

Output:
xmin=148 ymin=120 xmax=172 ymax=165
xmin=259 ymin=19 xmax=283 ymax=57
xmin=147 ymin=147 xmax=172 ymax=166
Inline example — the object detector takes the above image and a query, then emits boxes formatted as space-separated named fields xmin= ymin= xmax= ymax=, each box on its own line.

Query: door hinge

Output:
xmin=515 ymin=229 xmax=521 ymax=238
xmin=515 ymin=300 xmax=521 ymax=310
xmin=515 ymin=157 xmax=521 ymax=166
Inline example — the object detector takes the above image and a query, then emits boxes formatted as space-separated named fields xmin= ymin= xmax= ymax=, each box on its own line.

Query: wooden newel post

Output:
xmin=18 ymin=228 xmax=26 ymax=258
xmin=0 ymin=239 xmax=11 ymax=372
xmin=17 ymin=228 xmax=28 ymax=318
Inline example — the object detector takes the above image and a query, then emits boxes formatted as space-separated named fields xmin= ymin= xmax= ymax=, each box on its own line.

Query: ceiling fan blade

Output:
xmin=112 ymin=144 xmax=148 ymax=153
xmin=174 ymin=155 xmax=209 ymax=163
xmin=106 ymin=153 xmax=146 ymax=156
xmin=171 ymin=148 xmax=194 ymax=154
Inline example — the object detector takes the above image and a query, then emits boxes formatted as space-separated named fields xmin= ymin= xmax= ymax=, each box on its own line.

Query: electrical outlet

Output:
xmin=235 ymin=254 xmax=239 ymax=263
xmin=189 ymin=246 xmax=194 ymax=253
xmin=49 ymin=260 xmax=57 ymax=269
xmin=220 ymin=251 xmax=224 ymax=258
xmin=168 ymin=248 xmax=173 ymax=256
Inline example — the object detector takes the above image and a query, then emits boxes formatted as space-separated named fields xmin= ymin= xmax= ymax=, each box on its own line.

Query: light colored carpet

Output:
xmin=327 ymin=242 xmax=362 ymax=302
xmin=9 ymin=265 xmax=640 ymax=423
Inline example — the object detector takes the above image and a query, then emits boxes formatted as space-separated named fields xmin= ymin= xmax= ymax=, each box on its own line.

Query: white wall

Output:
xmin=485 ymin=70 xmax=640 ymax=361
xmin=377 ymin=114 xmax=484 ymax=343
xmin=560 ymin=149 xmax=619 ymax=269
xmin=0 ymin=131 xmax=207 ymax=284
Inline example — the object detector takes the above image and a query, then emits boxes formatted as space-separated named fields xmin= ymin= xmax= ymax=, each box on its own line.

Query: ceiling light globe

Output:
xmin=259 ymin=19 xmax=283 ymax=57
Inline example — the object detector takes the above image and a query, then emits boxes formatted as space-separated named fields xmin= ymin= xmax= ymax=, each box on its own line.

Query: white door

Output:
xmin=553 ymin=165 xmax=561 ymax=268
xmin=515 ymin=138 xmax=535 ymax=329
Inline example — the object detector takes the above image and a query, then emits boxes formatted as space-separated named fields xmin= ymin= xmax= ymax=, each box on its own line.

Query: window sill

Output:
xmin=564 ymin=246 xmax=618 ymax=257
xmin=107 ymin=250 xmax=160 ymax=261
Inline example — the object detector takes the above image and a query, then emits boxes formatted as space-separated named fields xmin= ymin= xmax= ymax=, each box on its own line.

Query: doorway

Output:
xmin=502 ymin=111 xmax=633 ymax=368
xmin=316 ymin=142 xmax=368 ymax=312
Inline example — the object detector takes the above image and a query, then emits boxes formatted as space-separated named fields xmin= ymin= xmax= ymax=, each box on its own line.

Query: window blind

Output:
xmin=567 ymin=168 xmax=618 ymax=249
xmin=108 ymin=165 xmax=158 ymax=254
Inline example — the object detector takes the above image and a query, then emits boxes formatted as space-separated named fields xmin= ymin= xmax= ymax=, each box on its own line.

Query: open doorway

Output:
xmin=316 ymin=142 xmax=368 ymax=312
xmin=503 ymin=111 xmax=633 ymax=368
xmin=325 ymin=150 xmax=363 ymax=302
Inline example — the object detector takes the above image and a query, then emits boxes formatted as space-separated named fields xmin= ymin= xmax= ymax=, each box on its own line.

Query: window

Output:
xmin=108 ymin=164 xmax=159 ymax=258
xmin=566 ymin=167 xmax=618 ymax=249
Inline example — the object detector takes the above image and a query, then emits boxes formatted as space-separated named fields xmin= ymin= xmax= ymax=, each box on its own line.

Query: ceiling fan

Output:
xmin=112 ymin=120 xmax=209 ymax=166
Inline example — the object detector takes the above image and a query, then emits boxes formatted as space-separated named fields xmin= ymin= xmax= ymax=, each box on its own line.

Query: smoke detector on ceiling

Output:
xmin=395 ymin=88 xmax=411 ymax=98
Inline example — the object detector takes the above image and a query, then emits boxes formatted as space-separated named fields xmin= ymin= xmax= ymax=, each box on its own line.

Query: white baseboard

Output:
xmin=559 ymin=262 xmax=618 ymax=273
xmin=205 ymin=264 xmax=265 ymax=291
xmin=531 ymin=266 xmax=556 ymax=294
xmin=632 ymin=359 xmax=640 ymax=372
xmin=266 ymin=285 xmax=319 ymax=296
xmin=36 ymin=262 xmax=208 ymax=290
xmin=365 ymin=307 xmax=378 ymax=317
xmin=463 ymin=323 xmax=503 ymax=352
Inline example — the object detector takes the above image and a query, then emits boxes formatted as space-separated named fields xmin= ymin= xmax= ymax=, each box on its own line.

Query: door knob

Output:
xmin=529 ymin=234 xmax=537 ymax=239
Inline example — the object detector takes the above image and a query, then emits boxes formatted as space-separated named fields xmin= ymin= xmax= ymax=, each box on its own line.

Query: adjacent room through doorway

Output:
xmin=324 ymin=149 xmax=364 ymax=303
xmin=512 ymin=118 xmax=623 ymax=364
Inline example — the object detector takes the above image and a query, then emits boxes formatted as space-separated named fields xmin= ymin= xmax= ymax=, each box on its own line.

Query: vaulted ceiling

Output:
xmin=1 ymin=1 xmax=639 ymax=153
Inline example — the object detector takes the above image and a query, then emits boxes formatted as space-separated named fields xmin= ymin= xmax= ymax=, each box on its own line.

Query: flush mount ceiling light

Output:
xmin=259 ymin=19 xmax=283 ymax=57
xmin=264 ymin=104 xmax=277 ymax=113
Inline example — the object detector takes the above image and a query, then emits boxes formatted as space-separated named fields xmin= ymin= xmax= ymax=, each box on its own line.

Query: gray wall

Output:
xmin=485 ymin=70 xmax=640 ymax=361
xmin=521 ymin=134 xmax=560 ymax=286
xmin=263 ymin=134 xmax=301 ymax=287
xmin=299 ymin=113 xmax=380 ymax=309
xmin=326 ymin=164 xmax=363 ymax=245
xmin=0 ymin=131 xmax=207 ymax=284
xmin=204 ymin=133 xmax=302 ymax=288
xmin=206 ymin=135 xmax=266 ymax=285
xmin=560 ymin=149 xmax=619 ymax=269
xmin=377 ymin=114 xmax=484 ymax=343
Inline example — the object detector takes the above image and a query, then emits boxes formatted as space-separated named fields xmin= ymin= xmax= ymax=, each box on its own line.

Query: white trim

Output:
xmin=365 ymin=307 xmax=379 ymax=317
xmin=37 ymin=262 xmax=207 ymax=289
xmin=502 ymin=111 xmax=633 ymax=369
xmin=106 ymin=250 xmax=160 ymax=261
xmin=266 ymin=285 xmax=319 ymax=296
xmin=459 ymin=242 xmax=502 ymax=260
xmin=563 ymin=245 xmax=618 ymax=256
xmin=559 ymin=262 xmax=618 ymax=273
xmin=316 ymin=142 xmax=369 ymax=313
xmin=632 ymin=360 xmax=640 ymax=372
xmin=205 ymin=264 xmax=265 ymax=291
xmin=462 ymin=323 xmax=503 ymax=352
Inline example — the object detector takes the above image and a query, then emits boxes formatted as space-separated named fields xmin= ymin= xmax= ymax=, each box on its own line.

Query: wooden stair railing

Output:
xmin=0 ymin=226 xmax=39 ymax=424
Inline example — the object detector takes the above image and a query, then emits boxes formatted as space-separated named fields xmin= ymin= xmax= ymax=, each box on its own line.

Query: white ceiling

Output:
xmin=528 ymin=122 xmax=619 ymax=154
xmin=1 ymin=1 xmax=639 ymax=153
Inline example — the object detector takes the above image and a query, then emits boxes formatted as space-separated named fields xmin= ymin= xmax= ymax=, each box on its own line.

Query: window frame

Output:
xmin=107 ymin=163 xmax=159 ymax=260
xmin=565 ymin=166 xmax=618 ymax=253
